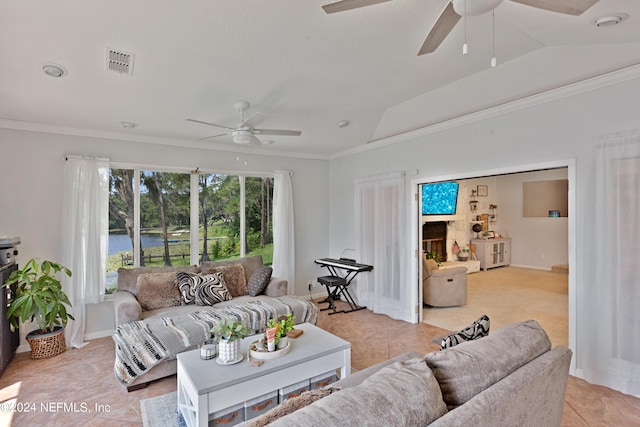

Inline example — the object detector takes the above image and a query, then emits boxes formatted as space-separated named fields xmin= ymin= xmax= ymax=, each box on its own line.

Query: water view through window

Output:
xmin=106 ymin=169 xmax=274 ymax=294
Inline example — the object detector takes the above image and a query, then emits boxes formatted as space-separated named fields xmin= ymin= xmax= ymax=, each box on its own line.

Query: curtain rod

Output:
xmin=64 ymin=154 xmax=110 ymax=162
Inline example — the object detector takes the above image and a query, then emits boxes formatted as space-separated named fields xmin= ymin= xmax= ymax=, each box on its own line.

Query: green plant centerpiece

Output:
xmin=267 ymin=312 xmax=295 ymax=347
xmin=211 ymin=319 xmax=250 ymax=364
xmin=211 ymin=318 xmax=251 ymax=342
xmin=3 ymin=258 xmax=74 ymax=359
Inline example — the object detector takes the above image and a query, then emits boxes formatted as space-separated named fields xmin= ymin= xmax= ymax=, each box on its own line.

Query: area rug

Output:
xmin=140 ymin=391 xmax=185 ymax=427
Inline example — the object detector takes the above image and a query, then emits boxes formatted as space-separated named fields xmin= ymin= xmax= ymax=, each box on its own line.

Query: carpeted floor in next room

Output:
xmin=1 ymin=291 xmax=639 ymax=426
xmin=424 ymin=266 xmax=568 ymax=348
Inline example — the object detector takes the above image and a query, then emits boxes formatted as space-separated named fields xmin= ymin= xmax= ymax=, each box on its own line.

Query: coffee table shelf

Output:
xmin=177 ymin=323 xmax=351 ymax=427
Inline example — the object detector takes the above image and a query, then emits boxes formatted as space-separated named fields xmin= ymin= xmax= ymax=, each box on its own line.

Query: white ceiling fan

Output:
xmin=322 ymin=0 xmax=600 ymax=55
xmin=186 ymin=100 xmax=302 ymax=145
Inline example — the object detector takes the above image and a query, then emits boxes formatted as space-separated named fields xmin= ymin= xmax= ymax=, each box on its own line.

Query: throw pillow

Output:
xmin=247 ymin=266 xmax=273 ymax=296
xmin=264 ymin=358 xmax=448 ymax=426
xmin=176 ymin=271 xmax=200 ymax=305
xmin=440 ymin=314 xmax=490 ymax=350
xmin=194 ymin=273 xmax=232 ymax=306
xmin=245 ymin=388 xmax=337 ymax=427
xmin=425 ymin=319 xmax=552 ymax=408
xmin=202 ymin=264 xmax=247 ymax=297
xmin=135 ymin=272 xmax=181 ymax=311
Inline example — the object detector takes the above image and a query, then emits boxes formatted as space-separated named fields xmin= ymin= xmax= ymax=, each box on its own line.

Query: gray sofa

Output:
xmin=254 ymin=320 xmax=572 ymax=426
xmin=112 ymin=255 xmax=318 ymax=391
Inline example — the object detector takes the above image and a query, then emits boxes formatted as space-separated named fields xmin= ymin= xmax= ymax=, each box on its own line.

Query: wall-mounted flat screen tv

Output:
xmin=422 ymin=182 xmax=459 ymax=215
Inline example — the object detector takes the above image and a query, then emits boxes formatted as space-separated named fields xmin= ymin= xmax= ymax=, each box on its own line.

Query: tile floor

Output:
xmin=0 ymin=299 xmax=638 ymax=426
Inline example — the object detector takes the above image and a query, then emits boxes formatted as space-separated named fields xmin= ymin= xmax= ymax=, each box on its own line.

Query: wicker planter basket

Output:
xmin=26 ymin=326 xmax=67 ymax=359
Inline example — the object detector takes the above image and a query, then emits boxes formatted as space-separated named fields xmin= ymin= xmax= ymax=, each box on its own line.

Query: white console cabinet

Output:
xmin=472 ymin=238 xmax=511 ymax=271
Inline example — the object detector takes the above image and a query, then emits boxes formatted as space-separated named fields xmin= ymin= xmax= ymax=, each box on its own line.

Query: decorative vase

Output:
xmin=277 ymin=336 xmax=288 ymax=349
xmin=218 ymin=339 xmax=239 ymax=363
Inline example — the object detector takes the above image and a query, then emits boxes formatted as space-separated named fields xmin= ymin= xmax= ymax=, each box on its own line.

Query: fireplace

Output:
xmin=422 ymin=221 xmax=447 ymax=262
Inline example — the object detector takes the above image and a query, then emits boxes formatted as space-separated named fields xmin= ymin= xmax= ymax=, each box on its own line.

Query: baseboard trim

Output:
xmin=509 ymin=264 xmax=552 ymax=271
xmin=85 ymin=329 xmax=115 ymax=341
xmin=300 ymin=291 xmax=327 ymax=301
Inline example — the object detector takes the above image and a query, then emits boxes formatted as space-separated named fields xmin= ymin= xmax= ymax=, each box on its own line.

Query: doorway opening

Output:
xmin=411 ymin=160 xmax=575 ymax=369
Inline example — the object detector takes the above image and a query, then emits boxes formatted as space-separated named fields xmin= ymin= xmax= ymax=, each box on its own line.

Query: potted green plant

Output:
xmin=3 ymin=258 xmax=74 ymax=359
xmin=268 ymin=312 xmax=295 ymax=349
xmin=211 ymin=319 xmax=250 ymax=364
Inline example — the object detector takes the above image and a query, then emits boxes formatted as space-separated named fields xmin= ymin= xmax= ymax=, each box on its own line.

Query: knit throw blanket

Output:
xmin=113 ymin=297 xmax=318 ymax=385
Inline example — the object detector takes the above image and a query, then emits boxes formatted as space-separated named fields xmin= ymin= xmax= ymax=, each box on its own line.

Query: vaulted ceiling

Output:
xmin=1 ymin=1 xmax=639 ymax=157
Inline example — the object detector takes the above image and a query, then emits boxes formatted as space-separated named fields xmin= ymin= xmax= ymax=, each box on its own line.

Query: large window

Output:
xmin=106 ymin=168 xmax=273 ymax=294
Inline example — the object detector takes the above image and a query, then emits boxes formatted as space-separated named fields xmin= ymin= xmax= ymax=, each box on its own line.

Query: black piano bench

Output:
xmin=318 ymin=275 xmax=346 ymax=314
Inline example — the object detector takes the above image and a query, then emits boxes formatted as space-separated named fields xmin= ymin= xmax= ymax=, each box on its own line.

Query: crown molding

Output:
xmin=0 ymin=119 xmax=329 ymax=161
xmin=330 ymin=63 xmax=640 ymax=160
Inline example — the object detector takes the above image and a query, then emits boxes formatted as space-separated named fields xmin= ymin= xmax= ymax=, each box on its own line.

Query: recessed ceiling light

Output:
xmin=337 ymin=120 xmax=350 ymax=128
xmin=593 ymin=13 xmax=628 ymax=27
xmin=119 ymin=121 xmax=137 ymax=129
xmin=42 ymin=63 xmax=66 ymax=78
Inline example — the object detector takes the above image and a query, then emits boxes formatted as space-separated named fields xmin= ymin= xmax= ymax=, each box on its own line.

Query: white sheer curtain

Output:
xmin=582 ymin=130 xmax=640 ymax=396
xmin=61 ymin=156 xmax=109 ymax=348
xmin=273 ymin=170 xmax=295 ymax=294
xmin=354 ymin=172 xmax=411 ymax=320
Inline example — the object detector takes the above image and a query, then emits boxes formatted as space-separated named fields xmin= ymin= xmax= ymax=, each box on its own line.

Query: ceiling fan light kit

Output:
xmin=232 ymin=129 xmax=253 ymax=144
xmin=452 ymin=0 xmax=503 ymax=17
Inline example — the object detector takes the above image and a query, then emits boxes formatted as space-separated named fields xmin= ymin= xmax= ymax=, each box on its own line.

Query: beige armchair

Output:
xmin=422 ymin=253 xmax=467 ymax=307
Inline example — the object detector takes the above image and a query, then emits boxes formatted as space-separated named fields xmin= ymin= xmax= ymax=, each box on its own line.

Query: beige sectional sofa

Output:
xmin=111 ymin=255 xmax=318 ymax=391
xmin=250 ymin=320 xmax=572 ymax=427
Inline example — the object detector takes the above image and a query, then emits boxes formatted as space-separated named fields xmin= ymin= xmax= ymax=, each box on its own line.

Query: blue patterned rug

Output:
xmin=140 ymin=391 xmax=185 ymax=427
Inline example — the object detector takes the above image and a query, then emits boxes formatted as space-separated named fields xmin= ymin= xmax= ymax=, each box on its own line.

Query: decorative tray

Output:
xmin=248 ymin=340 xmax=291 ymax=360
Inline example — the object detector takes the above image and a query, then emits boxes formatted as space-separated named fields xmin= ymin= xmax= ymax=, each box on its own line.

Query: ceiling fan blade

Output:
xmin=510 ymin=0 xmax=599 ymax=16
xmin=240 ymin=112 xmax=268 ymax=129
xmin=249 ymin=134 xmax=263 ymax=145
xmin=418 ymin=2 xmax=461 ymax=56
xmin=197 ymin=133 xmax=228 ymax=141
xmin=322 ymin=0 xmax=392 ymax=14
xmin=253 ymin=129 xmax=302 ymax=136
xmin=185 ymin=118 xmax=233 ymax=130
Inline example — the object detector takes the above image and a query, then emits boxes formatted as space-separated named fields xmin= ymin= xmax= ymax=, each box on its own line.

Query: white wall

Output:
xmin=0 ymin=128 xmax=329 ymax=340
xmin=496 ymin=168 xmax=568 ymax=269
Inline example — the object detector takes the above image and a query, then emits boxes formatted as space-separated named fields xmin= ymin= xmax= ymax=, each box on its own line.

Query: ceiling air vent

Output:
xmin=106 ymin=47 xmax=135 ymax=75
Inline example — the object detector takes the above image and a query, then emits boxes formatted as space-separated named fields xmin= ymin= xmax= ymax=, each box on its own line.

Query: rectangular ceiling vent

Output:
xmin=106 ymin=47 xmax=135 ymax=75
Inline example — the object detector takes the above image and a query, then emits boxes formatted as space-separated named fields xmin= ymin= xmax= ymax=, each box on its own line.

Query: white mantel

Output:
xmin=422 ymin=215 xmax=466 ymax=223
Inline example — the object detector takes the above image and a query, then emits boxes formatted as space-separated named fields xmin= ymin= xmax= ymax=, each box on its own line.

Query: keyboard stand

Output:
xmin=317 ymin=265 xmax=367 ymax=315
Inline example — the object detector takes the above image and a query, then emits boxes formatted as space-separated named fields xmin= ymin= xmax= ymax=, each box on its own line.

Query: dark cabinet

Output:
xmin=0 ymin=263 xmax=19 ymax=376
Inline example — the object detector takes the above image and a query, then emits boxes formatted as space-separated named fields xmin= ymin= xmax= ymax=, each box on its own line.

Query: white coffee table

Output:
xmin=177 ymin=323 xmax=351 ymax=427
